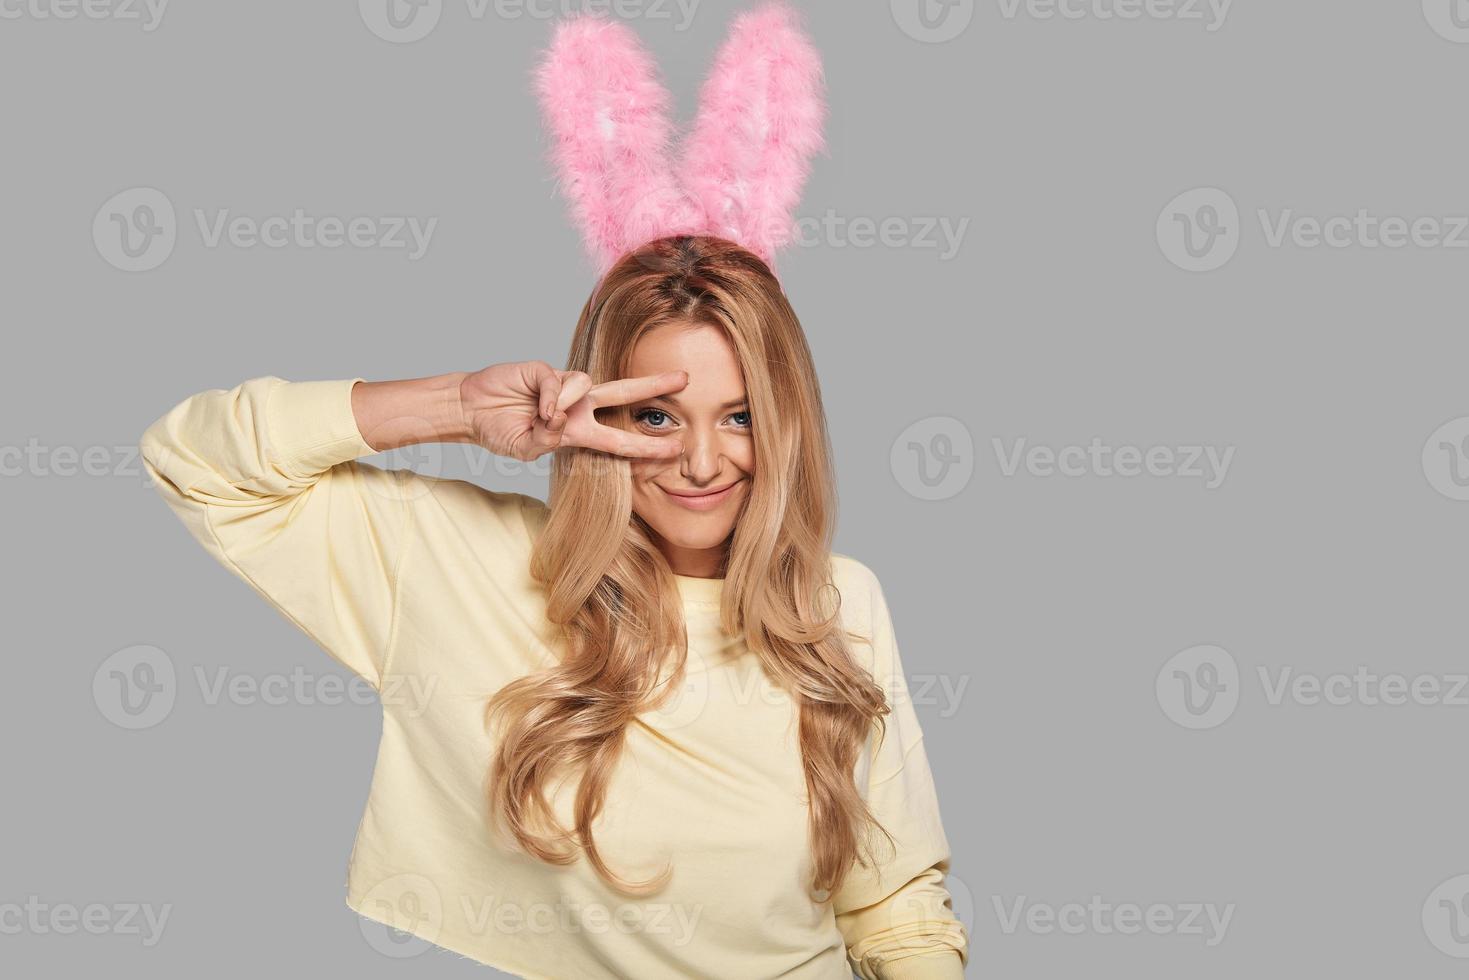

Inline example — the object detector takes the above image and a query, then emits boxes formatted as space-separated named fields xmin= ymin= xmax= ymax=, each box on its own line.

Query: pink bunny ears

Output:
xmin=534 ymin=2 xmax=826 ymax=279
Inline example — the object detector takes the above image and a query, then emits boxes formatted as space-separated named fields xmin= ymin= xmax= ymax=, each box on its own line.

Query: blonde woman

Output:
xmin=140 ymin=235 xmax=969 ymax=978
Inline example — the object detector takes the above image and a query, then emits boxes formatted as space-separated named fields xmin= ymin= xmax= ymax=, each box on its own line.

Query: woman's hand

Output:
xmin=458 ymin=361 xmax=689 ymax=462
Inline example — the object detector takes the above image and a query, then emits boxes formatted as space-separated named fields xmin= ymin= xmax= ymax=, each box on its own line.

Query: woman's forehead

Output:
xmin=629 ymin=321 xmax=740 ymax=376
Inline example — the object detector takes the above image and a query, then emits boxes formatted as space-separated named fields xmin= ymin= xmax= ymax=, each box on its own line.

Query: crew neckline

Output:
xmin=672 ymin=572 xmax=724 ymax=605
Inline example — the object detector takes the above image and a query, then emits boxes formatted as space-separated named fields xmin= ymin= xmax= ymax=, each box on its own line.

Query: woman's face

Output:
xmin=624 ymin=320 xmax=754 ymax=578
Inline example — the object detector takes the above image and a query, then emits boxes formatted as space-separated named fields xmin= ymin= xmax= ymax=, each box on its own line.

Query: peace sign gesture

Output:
xmin=458 ymin=361 xmax=688 ymax=463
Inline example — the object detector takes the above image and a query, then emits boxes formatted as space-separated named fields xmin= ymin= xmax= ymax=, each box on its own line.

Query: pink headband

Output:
xmin=534 ymin=1 xmax=826 ymax=281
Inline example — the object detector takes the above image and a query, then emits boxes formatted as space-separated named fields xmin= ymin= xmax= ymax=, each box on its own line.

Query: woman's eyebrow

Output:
xmin=645 ymin=394 xmax=748 ymax=410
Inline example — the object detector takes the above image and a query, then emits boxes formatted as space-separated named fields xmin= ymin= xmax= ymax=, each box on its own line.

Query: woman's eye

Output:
xmin=634 ymin=409 xmax=671 ymax=430
xmin=633 ymin=408 xmax=749 ymax=431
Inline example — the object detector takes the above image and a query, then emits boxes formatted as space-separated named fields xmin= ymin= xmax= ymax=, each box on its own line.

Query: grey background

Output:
xmin=5 ymin=0 xmax=1469 ymax=976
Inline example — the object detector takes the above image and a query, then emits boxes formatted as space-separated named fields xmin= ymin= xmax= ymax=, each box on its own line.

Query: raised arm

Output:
xmin=349 ymin=370 xmax=475 ymax=452
xmin=138 ymin=364 xmax=693 ymax=689
xmin=139 ymin=375 xmax=427 ymax=690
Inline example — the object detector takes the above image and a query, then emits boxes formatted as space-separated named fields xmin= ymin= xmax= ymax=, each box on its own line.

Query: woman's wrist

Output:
xmin=350 ymin=372 xmax=474 ymax=452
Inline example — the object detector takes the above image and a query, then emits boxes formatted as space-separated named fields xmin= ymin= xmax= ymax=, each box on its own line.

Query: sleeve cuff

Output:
xmin=873 ymin=949 xmax=966 ymax=979
xmin=264 ymin=377 xmax=377 ymax=477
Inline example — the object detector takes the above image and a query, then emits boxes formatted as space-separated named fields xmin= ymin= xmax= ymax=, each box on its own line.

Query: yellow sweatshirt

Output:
xmin=138 ymin=375 xmax=970 ymax=979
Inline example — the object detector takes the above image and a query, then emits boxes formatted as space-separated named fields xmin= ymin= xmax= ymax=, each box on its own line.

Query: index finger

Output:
xmin=586 ymin=370 xmax=689 ymax=410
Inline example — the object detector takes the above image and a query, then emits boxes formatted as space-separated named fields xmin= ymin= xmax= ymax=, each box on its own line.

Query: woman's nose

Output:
xmin=679 ymin=426 xmax=723 ymax=482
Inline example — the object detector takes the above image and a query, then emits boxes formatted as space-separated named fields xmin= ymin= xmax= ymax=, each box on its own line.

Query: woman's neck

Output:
xmin=655 ymin=536 xmax=728 ymax=579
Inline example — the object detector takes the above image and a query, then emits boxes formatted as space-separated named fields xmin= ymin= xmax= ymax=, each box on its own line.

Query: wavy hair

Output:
xmin=484 ymin=235 xmax=895 ymax=901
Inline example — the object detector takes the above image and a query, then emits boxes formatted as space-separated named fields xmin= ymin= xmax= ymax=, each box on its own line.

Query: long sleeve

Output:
xmin=138 ymin=375 xmax=413 ymax=691
xmin=836 ymin=864 xmax=967 ymax=979
xmin=832 ymin=560 xmax=970 ymax=979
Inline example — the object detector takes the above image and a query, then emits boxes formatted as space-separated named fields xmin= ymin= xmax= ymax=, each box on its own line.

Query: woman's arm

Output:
xmin=139 ymin=376 xmax=424 ymax=690
xmin=836 ymin=855 xmax=968 ymax=978
xmin=831 ymin=558 xmax=971 ymax=978
xmin=349 ymin=370 xmax=474 ymax=453
xmin=139 ymin=365 xmax=690 ymax=689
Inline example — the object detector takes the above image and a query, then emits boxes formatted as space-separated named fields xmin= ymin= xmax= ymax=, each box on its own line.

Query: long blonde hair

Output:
xmin=485 ymin=235 xmax=895 ymax=900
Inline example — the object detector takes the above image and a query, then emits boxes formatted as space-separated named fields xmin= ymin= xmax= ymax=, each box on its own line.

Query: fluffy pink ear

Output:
xmin=534 ymin=15 xmax=702 ymax=275
xmin=679 ymin=1 xmax=827 ymax=271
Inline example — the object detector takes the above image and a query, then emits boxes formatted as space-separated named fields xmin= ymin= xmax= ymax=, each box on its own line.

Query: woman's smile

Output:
xmin=659 ymin=479 xmax=744 ymax=511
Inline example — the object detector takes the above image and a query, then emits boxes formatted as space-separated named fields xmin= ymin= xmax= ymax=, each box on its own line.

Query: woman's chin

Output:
xmin=640 ymin=512 xmax=738 ymax=554
xmin=659 ymin=525 xmax=736 ymax=553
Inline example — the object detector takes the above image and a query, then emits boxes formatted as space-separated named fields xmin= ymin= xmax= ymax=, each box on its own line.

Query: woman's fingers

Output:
xmin=576 ymin=425 xmax=683 ymax=460
xmin=522 ymin=412 xmax=565 ymax=459
xmin=525 ymin=362 xmax=562 ymax=423
xmin=528 ymin=407 xmax=675 ymax=460
xmin=580 ymin=372 xmax=687 ymax=459
xmin=586 ymin=370 xmax=689 ymax=409
xmin=552 ymin=371 xmax=595 ymax=417
xmin=522 ymin=369 xmax=688 ymax=460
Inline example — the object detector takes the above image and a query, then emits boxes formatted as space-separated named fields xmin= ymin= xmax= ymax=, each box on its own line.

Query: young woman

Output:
xmin=139 ymin=235 xmax=969 ymax=978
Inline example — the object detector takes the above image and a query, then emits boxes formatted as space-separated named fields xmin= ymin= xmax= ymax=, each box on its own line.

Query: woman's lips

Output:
xmin=660 ymin=481 xmax=741 ymax=511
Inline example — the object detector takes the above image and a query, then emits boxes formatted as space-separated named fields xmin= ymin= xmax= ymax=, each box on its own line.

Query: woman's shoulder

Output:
xmin=830 ymin=551 xmax=884 ymax=595
xmin=829 ymin=551 xmax=883 ymax=636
